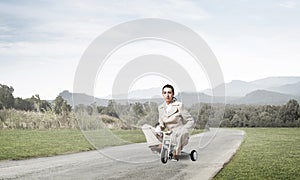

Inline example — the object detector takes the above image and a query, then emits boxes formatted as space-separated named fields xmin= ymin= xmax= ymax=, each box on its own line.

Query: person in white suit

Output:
xmin=142 ymin=84 xmax=195 ymax=160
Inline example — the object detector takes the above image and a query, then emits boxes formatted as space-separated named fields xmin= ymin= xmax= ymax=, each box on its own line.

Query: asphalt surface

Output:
xmin=0 ymin=128 xmax=245 ymax=180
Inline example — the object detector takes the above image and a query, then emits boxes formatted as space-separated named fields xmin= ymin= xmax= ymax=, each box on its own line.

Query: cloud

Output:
xmin=1 ymin=0 xmax=300 ymax=99
xmin=69 ymin=0 xmax=210 ymax=20
xmin=0 ymin=0 xmax=210 ymax=57
xmin=277 ymin=1 xmax=297 ymax=8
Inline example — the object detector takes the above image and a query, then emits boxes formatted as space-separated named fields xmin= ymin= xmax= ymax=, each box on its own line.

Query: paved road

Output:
xmin=0 ymin=128 xmax=244 ymax=180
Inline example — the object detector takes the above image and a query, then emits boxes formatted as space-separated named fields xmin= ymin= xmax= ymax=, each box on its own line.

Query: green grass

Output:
xmin=0 ymin=129 xmax=147 ymax=160
xmin=0 ymin=128 xmax=203 ymax=161
xmin=111 ymin=129 xmax=146 ymax=143
xmin=214 ymin=128 xmax=300 ymax=180
xmin=0 ymin=129 xmax=94 ymax=160
xmin=191 ymin=129 xmax=204 ymax=135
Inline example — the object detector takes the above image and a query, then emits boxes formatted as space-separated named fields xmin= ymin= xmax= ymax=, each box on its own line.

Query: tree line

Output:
xmin=75 ymin=99 xmax=300 ymax=128
xmin=0 ymin=84 xmax=74 ymax=129
xmin=74 ymin=100 xmax=159 ymax=129
xmin=0 ymin=84 xmax=71 ymax=115
xmin=191 ymin=99 xmax=300 ymax=128
xmin=1 ymin=83 xmax=300 ymax=129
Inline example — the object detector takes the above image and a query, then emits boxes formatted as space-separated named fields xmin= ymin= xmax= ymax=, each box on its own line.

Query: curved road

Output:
xmin=0 ymin=128 xmax=244 ymax=180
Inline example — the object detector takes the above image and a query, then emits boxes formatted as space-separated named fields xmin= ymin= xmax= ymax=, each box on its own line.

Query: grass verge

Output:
xmin=0 ymin=129 xmax=93 ymax=160
xmin=0 ymin=128 xmax=203 ymax=161
xmin=214 ymin=128 xmax=300 ymax=180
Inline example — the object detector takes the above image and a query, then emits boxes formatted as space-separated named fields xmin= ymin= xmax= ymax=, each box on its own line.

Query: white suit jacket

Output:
xmin=158 ymin=101 xmax=195 ymax=131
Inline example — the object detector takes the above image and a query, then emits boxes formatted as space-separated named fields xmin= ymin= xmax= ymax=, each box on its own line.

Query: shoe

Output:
xmin=171 ymin=151 xmax=179 ymax=161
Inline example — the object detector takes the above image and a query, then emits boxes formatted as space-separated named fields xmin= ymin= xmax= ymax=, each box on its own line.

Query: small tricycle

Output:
xmin=160 ymin=131 xmax=198 ymax=164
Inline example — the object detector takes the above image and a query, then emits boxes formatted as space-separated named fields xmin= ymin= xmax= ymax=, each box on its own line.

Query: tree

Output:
xmin=198 ymin=104 xmax=213 ymax=129
xmin=279 ymin=99 xmax=299 ymax=126
xmin=0 ymin=84 xmax=15 ymax=109
xmin=53 ymin=96 xmax=71 ymax=115
xmin=259 ymin=112 xmax=272 ymax=127
xmin=14 ymin=97 xmax=34 ymax=111
xmin=136 ymin=102 xmax=159 ymax=126
xmin=285 ymin=99 xmax=299 ymax=122
xmin=223 ymin=107 xmax=235 ymax=120
xmin=30 ymin=95 xmax=41 ymax=112
xmin=97 ymin=105 xmax=106 ymax=114
xmin=28 ymin=95 xmax=51 ymax=112
xmin=102 ymin=100 xmax=119 ymax=118
xmin=86 ymin=105 xmax=94 ymax=115
xmin=40 ymin=100 xmax=52 ymax=112
xmin=248 ymin=108 xmax=259 ymax=127
xmin=231 ymin=114 xmax=242 ymax=127
xmin=132 ymin=102 xmax=145 ymax=117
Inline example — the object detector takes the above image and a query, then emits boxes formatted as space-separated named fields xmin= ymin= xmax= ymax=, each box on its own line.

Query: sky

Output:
xmin=1 ymin=0 xmax=300 ymax=99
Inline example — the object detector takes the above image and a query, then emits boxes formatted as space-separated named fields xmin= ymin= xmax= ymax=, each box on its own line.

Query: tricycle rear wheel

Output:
xmin=190 ymin=150 xmax=198 ymax=161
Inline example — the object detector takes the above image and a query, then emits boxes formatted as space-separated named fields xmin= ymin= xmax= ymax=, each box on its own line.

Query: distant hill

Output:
xmin=128 ymin=87 xmax=162 ymax=99
xmin=56 ymin=76 xmax=300 ymax=106
xmin=106 ymin=87 xmax=162 ymax=99
xmin=231 ymin=90 xmax=300 ymax=105
xmin=251 ymin=76 xmax=300 ymax=88
xmin=177 ymin=92 xmax=238 ymax=107
xmin=203 ymin=76 xmax=300 ymax=97
xmin=58 ymin=90 xmax=163 ymax=107
xmin=58 ymin=89 xmax=299 ymax=107
xmin=59 ymin=90 xmax=109 ymax=106
xmin=203 ymin=80 xmax=259 ymax=97
xmin=268 ymin=81 xmax=300 ymax=96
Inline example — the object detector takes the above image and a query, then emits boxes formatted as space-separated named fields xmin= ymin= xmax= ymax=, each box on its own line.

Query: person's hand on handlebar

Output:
xmin=165 ymin=130 xmax=173 ymax=135
xmin=155 ymin=125 xmax=163 ymax=137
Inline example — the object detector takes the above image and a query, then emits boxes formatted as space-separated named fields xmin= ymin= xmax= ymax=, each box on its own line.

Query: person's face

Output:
xmin=162 ymin=87 xmax=174 ymax=105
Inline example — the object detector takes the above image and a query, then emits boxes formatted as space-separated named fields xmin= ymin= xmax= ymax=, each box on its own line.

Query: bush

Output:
xmin=0 ymin=109 xmax=78 ymax=129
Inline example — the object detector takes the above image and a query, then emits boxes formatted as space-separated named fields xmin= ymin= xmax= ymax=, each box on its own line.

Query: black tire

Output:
xmin=190 ymin=150 xmax=198 ymax=161
xmin=161 ymin=148 xmax=168 ymax=164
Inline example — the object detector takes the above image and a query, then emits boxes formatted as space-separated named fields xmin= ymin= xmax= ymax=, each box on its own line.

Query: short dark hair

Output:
xmin=162 ymin=84 xmax=174 ymax=94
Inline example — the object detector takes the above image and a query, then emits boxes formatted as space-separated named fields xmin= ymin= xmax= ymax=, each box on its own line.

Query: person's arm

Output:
xmin=179 ymin=103 xmax=195 ymax=130
xmin=157 ymin=105 xmax=166 ymax=131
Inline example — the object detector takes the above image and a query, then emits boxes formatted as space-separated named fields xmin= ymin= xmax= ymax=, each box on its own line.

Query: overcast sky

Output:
xmin=1 ymin=0 xmax=300 ymax=99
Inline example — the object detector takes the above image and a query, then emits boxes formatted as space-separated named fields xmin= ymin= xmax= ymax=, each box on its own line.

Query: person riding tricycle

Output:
xmin=142 ymin=84 xmax=198 ymax=163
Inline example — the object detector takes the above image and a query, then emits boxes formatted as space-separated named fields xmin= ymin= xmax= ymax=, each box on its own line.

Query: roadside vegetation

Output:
xmin=1 ymin=83 xmax=300 ymax=131
xmin=1 ymin=82 xmax=299 ymax=180
xmin=0 ymin=129 xmax=149 ymax=160
xmin=0 ymin=129 xmax=93 ymax=160
xmin=214 ymin=128 xmax=300 ymax=180
xmin=0 ymin=127 xmax=203 ymax=160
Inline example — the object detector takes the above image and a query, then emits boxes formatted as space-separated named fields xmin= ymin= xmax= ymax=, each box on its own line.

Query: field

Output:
xmin=0 ymin=129 xmax=148 ymax=160
xmin=1 ymin=128 xmax=298 ymax=179
xmin=0 ymin=128 xmax=202 ymax=161
xmin=0 ymin=129 xmax=93 ymax=160
xmin=214 ymin=128 xmax=300 ymax=180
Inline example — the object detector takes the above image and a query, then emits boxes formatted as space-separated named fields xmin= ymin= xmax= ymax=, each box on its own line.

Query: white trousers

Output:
xmin=141 ymin=124 xmax=162 ymax=146
xmin=141 ymin=124 xmax=190 ymax=155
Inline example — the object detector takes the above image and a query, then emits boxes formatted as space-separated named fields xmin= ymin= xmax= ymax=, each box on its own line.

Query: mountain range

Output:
xmin=203 ymin=76 xmax=300 ymax=97
xmin=59 ymin=76 xmax=300 ymax=107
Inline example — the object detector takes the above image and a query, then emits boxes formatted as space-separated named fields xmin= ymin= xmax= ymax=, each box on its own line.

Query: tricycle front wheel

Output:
xmin=161 ymin=148 xmax=168 ymax=164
